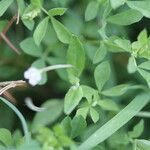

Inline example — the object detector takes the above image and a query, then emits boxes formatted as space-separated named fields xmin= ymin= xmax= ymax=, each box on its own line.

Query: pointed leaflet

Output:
xmin=67 ymin=35 xmax=85 ymax=83
xmin=20 ymin=37 xmax=42 ymax=57
xmin=93 ymin=42 xmax=107 ymax=64
xmin=94 ymin=61 xmax=110 ymax=92
xmin=128 ymin=120 xmax=144 ymax=138
xmin=85 ymin=1 xmax=99 ymax=21
xmin=78 ymin=92 xmax=150 ymax=150
xmin=127 ymin=56 xmax=137 ymax=74
xmin=107 ymin=9 xmax=143 ymax=26
xmin=0 ymin=0 xmax=14 ymax=16
xmin=33 ymin=17 xmax=49 ymax=46
xmin=51 ymin=17 xmax=71 ymax=44
xmin=48 ymin=8 xmax=67 ymax=17
xmin=110 ymin=0 xmax=126 ymax=9
xmin=64 ymin=86 xmax=83 ymax=114
xmin=127 ymin=1 xmax=150 ymax=18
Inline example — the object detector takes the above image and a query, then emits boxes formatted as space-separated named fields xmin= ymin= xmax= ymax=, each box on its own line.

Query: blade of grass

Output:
xmin=78 ymin=92 xmax=150 ymax=150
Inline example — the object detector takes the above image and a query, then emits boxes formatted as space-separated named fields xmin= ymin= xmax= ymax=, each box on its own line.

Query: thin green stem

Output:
xmin=0 ymin=97 xmax=30 ymax=143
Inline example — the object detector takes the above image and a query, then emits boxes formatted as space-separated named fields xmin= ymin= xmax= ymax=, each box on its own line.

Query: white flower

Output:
xmin=24 ymin=67 xmax=42 ymax=86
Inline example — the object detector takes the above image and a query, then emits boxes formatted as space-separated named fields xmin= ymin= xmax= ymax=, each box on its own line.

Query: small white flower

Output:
xmin=24 ymin=67 xmax=42 ymax=86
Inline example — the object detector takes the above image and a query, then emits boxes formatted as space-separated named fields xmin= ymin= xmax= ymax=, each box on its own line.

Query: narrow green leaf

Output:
xmin=128 ymin=120 xmax=144 ymax=138
xmin=127 ymin=1 xmax=150 ymax=18
xmin=51 ymin=17 xmax=71 ymax=44
xmin=71 ymin=116 xmax=87 ymax=139
xmin=93 ymin=43 xmax=107 ymax=64
xmin=20 ymin=37 xmax=42 ymax=57
xmin=32 ymin=99 xmax=63 ymax=131
xmin=90 ymin=108 xmax=99 ymax=123
xmin=78 ymin=92 xmax=150 ymax=150
xmin=48 ymin=8 xmax=67 ymax=17
xmin=94 ymin=61 xmax=110 ymax=92
xmin=22 ymin=19 xmax=35 ymax=30
xmin=64 ymin=86 xmax=83 ymax=114
xmin=107 ymin=9 xmax=143 ymax=26
xmin=0 ymin=0 xmax=14 ymax=16
xmin=33 ymin=17 xmax=49 ymax=46
xmin=110 ymin=0 xmax=126 ymax=9
xmin=85 ymin=1 xmax=99 ymax=21
xmin=0 ymin=128 xmax=12 ymax=146
xmin=67 ymin=35 xmax=85 ymax=83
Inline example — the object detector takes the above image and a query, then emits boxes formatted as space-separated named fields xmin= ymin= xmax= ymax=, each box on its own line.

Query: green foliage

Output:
xmin=0 ymin=0 xmax=150 ymax=150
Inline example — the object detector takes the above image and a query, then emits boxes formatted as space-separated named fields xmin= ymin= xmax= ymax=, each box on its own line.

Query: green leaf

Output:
xmin=94 ymin=61 xmax=110 ymax=92
xmin=93 ymin=42 xmax=107 ymax=64
xmin=98 ymin=99 xmax=119 ymax=111
xmin=31 ymin=59 xmax=47 ymax=85
xmin=136 ymin=139 xmax=150 ymax=150
xmin=128 ymin=120 xmax=144 ymax=138
xmin=51 ymin=17 xmax=71 ymax=44
xmin=0 ymin=20 xmax=8 ymax=32
xmin=127 ymin=56 xmax=137 ymax=74
xmin=17 ymin=0 xmax=26 ymax=15
xmin=0 ymin=0 xmax=14 ymax=16
xmin=85 ymin=1 xmax=99 ymax=21
xmin=78 ymin=92 xmax=150 ymax=150
xmin=110 ymin=0 xmax=126 ymax=9
xmin=76 ymin=107 xmax=89 ymax=119
xmin=20 ymin=37 xmax=42 ymax=57
xmin=33 ymin=17 xmax=49 ymax=46
xmin=22 ymin=19 xmax=35 ymax=30
xmin=48 ymin=8 xmax=67 ymax=17
xmin=127 ymin=1 xmax=150 ymax=18
xmin=61 ymin=116 xmax=72 ymax=137
xmin=71 ymin=116 xmax=87 ymax=139
xmin=31 ymin=0 xmax=42 ymax=8
xmin=107 ymin=9 xmax=143 ymax=26
xmin=138 ymin=61 xmax=150 ymax=71
xmin=138 ymin=68 xmax=150 ymax=87
xmin=101 ymin=84 xmax=143 ymax=97
xmin=32 ymin=99 xmax=63 ymax=131
xmin=64 ymin=85 xmax=83 ymax=114
xmin=0 ymin=128 xmax=12 ymax=146
xmin=90 ymin=108 xmax=99 ymax=123
xmin=67 ymin=35 xmax=85 ymax=83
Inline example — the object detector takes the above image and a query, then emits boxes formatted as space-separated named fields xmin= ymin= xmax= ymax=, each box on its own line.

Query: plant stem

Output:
xmin=0 ymin=97 xmax=30 ymax=143
xmin=40 ymin=64 xmax=73 ymax=73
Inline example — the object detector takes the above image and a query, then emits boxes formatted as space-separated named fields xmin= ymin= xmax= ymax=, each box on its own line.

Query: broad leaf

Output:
xmin=85 ymin=1 xmax=99 ymax=21
xmin=128 ymin=120 xmax=144 ymax=138
xmin=20 ymin=37 xmax=42 ymax=57
xmin=94 ymin=61 xmax=110 ymax=92
xmin=78 ymin=92 xmax=150 ymax=150
xmin=127 ymin=1 xmax=150 ymax=18
xmin=64 ymin=86 xmax=83 ymax=114
xmin=110 ymin=0 xmax=126 ymax=9
xmin=0 ymin=0 xmax=14 ymax=16
xmin=48 ymin=8 xmax=67 ymax=17
xmin=32 ymin=99 xmax=63 ymax=131
xmin=71 ymin=116 xmax=87 ymax=139
xmin=107 ymin=9 xmax=143 ymax=26
xmin=127 ymin=56 xmax=137 ymax=74
xmin=67 ymin=36 xmax=85 ymax=83
xmin=0 ymin=128 xmax=12 ymax=146
xmin=51 ymin=17 xmax=71 ymax=44
xmin=33 ymin=17 xmax=49 ymax=46
xmin=90 ymin=108 xmax=99 ymax=123
xmin=93 ymin=43 xmax=107 ymax=64
xmin=136 ymin=139 xmax=150 ymax=150
xmin=138 ymin=61 xmax=150 ymax=71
